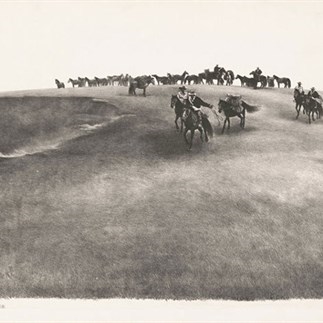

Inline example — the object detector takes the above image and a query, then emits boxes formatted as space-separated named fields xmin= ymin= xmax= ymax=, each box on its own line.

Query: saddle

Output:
xmin=225 ymin=94 xmax=243 ymax=113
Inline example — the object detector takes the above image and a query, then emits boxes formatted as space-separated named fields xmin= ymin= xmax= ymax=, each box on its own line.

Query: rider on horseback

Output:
xmin=252 ymin=67 xmax=262 ymax=82
xmin=294 ymin=82 xmax=304 ymax=95
xmin=293 ymin=82 xmax=304 ymax=101
xmin=177 ymin=86 xmax=188 ymax=105
xmin=308 ymin=87 xmax=322 ymax=106
xmin=186 ymin=90 xmax=214 ymax=124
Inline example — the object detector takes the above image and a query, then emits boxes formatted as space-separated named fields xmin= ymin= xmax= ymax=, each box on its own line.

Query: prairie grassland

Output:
xmin=0 ymin=85 xmax=322 ymax=299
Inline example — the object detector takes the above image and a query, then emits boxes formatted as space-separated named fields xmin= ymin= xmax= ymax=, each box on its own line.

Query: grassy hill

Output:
xmin=0 ymin=85 xmax=322 ymax=299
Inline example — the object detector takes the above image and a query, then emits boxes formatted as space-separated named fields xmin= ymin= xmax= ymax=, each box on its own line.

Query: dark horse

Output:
xmin=273 ymin=75 xmax=291 ymax=88
xmin=302 ymin=95 xmax=322 ymax=124
xmin=55 ymin=79 xmax=65 ymax=89
xmin=170 ymin=95 xmax=213 ymax=150
xmin=218 ymin=99 xmax=259 ymax=133
xmin=128 ymin=75 xmax=155 ymax=96
xmin=249 ymin=71 xmax=267 ymax=88
xmin=68 ymin=78 xmax=80 ymax=88
xmin=294 ymin=91 xmax=305 ymax=120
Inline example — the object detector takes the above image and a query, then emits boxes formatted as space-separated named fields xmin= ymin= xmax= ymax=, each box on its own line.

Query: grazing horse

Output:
xmin=218 ymin=98 xmax=259 ymax=133
xmin=273 ymin=75 xmax=291 ymax=88
xmin=55 ymin=79 xmax=65 ymax=89
xmin=68 ymin=78 xmax=80 ymax=88
xmin=170 ymin=96 xmax=213 ymax=150
xmin=128 ymin=75 xmax=155 ymax=96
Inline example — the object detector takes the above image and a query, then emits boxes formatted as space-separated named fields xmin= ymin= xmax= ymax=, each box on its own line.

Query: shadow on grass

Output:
xmin=139 ymin=126 xmax=215 ymax=159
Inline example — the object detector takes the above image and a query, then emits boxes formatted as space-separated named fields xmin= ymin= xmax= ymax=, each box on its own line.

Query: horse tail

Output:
xmin=241 ymin=100 xmax=259 ymax=113
xmin=202 ymin=117 xmax=213 ymax=138
xmin=287 ymin=79 xmax=291 ymax=88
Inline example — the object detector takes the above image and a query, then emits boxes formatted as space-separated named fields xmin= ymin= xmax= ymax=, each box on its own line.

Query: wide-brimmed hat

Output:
xmin=188 ymin=90 xmax=196 ymax=95
xmin=179 ymin=86 xmax=187 ymax=90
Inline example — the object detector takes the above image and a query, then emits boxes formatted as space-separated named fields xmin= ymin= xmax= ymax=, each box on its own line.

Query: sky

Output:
xmin=0 ymin=1 xmax=323 ymax=92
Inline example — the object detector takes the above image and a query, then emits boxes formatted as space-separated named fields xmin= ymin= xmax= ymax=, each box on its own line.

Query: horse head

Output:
xmin=218 ymin=99 xmax=226 ymax=113
xmin=170 ymin=95 xmax=177 ymax=108
xmin=148 ymin=76 xmax=155 ymax=85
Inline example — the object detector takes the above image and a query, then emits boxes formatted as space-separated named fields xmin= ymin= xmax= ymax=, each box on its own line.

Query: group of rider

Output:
xmin=177 ymin=67 xmax=321 ymax=123
xmin=177 ymin=86 xmax=214 ymax=124
xmin=294 ymin=82 xmax=321 ymax=104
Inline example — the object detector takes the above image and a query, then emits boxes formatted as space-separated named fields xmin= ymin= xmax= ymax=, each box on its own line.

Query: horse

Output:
xmin=68 ymin=78 xmax=80 ymax=88
xmin=85 ymin=77 xmax=98 ymax=87
xmin=236 ymin=75 xmax=246 ymax=87
xmin=218 ymin=98 xmax=259 ymax=133
xmin=170 ymin=95 xmax=214 ymax=150
xmin=302 ymin=95 xmax=323 ymax=124
xmin=128 ymin=75 xmax=155 ymax=96
xmin=55 ymin=79 xmax=65 ymax=89
xmin=184 ymin=74 xmax=201 ymax=85
xmin=198 ymin=72 xmax=206 ymax=84
xmin=242 ymin=76 xmax=257 ymax=88
xmin=95 ymin=77 xmax=108 ymax=86
xmin=273 ymin=75 xmax=291 ymax=88
xmin=204 ymin=69 xmax=216 ymax=85
xmin=152 ymin=74 xmax=170 ymax=85
xmin=249 ymin=71 xmax=267 ymax=88
xmin=171 ymin=96 xmax=213 ymax=150
xmin=294 ymin=91 xmax=305 ymax=120
xmin=170 ymin=95 xmax=185 ymax=132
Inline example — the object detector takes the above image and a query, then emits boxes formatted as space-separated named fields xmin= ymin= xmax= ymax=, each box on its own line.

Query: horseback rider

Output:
xmin=186 ymin=90 xmax=214 ymax=124
xmin=177 ymin=86 xmax=188 ymax=106
xmin=251 ymin=67 xmax=262 ymax=82
xmin=294 ymin=82 xmax=304 ymax=95
xmin=308 ymin=87 xmax=322 ymax=106
xmin=293 ymin=82 xmax=304 ymax=102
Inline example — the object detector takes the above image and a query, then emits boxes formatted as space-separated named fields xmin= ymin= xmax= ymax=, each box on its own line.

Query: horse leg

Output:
xmin=296 ymin=103 xmax=300 ymax=119
xmin=184 ymin=128 xmax=190 ymax=145
xmin=198 ymin=126 xmax=204 ymax=142
xmin=143 ymin=88 xmax=146 ymax=97
xmin=175 ymin=116 xmax=179 ymax=130
xmin=189 ymin=130 xmax=194 ymax=150
xmin=222 ymin=118 xmax=227 ymax=134
xmin=227 ymin=118 xmax=231 ymax=130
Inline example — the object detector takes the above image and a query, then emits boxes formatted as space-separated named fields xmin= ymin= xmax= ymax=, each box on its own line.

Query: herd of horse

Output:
xmin=55 ymin=65 xmax=291 ymax=91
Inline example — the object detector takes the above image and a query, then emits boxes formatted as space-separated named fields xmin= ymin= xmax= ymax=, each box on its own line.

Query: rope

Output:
xmin=212 ymin=108 xmax=223 ymax=126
